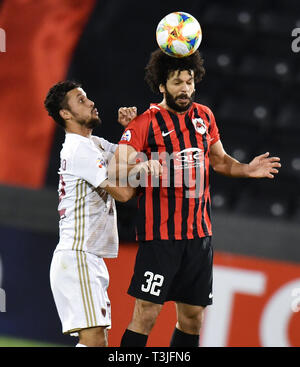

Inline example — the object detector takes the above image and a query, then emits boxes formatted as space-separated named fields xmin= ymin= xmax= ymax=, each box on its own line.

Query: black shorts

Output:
xmin=127 ymin=237 xmax=213 ymax=306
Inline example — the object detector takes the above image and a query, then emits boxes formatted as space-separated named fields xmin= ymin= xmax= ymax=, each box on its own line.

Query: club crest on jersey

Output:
xmin=120 ymin=130 xmax=131 ymax=142
xmin=192 ymin=118 xmax=207 ymax=135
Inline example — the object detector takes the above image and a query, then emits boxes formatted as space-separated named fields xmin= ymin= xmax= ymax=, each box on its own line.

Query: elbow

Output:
xmin=116 ymin=190 xmax=135 ymax=203
xmin=117 ymin=195 xmax=130 ymax=203
xmin=211 ymin=163 xmax=217 ymax=172
xmin=211 ymin=162 xmax=220 ymax=173
xmin=209 ymin=156 xmax=218 ymax=173
xmin=211 ymin=163 xmax=227 ymax=176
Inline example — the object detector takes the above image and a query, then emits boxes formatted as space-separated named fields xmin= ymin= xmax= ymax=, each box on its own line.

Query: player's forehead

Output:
xmin=167 ymin=69 xmax=194 ymax=81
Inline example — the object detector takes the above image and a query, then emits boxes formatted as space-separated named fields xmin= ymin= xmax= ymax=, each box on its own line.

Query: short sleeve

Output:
xmin=90 ymin=135 xmax=117 ymax=164
xmin=97 ymin=137 xmax=118 ymax=154
xmin=118 ymin=112 xmax=150 ymax=152
xmin=207 ymin=108 xmax=220 ymax=145
xmin=72 ymin=142 xmax=107 ymax=188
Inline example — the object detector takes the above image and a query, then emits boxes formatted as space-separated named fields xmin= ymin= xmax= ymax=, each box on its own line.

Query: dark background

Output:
xmin=46 ymin=0 xmax=300 ymax=240
xmin=0 ymin=0 xmax=299 ymax=346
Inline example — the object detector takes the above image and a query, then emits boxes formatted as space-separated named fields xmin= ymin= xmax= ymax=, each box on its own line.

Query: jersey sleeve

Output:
xmin=91 ymin=135 xmax=118 ymax=164
xmin=97 ymin=137 xmax=118 ymax=154
xmin=207 ymin=107 xmax=220 ymax=145
xmin=118 ymin=112 xmax=150 ymax=152
xmin=72 ymin=142 xmax=107 ymax=188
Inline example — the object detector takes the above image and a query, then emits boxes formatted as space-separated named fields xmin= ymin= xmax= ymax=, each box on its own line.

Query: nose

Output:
xmin=89 ymin=100 xmax=95 ymax=109
xmin=181 ymin=83 xmax=189 ymax=93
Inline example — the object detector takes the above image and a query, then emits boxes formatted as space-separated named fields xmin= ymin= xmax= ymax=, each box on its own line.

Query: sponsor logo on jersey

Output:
xmin=174 ymin=148 xmax=203 ymax=169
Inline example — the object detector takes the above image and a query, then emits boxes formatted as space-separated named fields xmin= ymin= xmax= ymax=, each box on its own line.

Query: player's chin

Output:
xmin=176 ymin=100 xmax=192 ymax=111
xmin=87 ymin=117 xmax=101 ymax=129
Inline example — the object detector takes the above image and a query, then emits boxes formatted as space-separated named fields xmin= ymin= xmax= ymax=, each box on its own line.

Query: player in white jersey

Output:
xmin=57 ymin=133 xmax=120 ymax=257
xmin=44 ymin=80 xmax=139 ymax=347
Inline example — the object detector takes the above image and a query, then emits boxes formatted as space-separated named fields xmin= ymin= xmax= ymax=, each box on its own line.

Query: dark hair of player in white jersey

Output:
xmin=44 ymin=80 xmax=82 ymax=128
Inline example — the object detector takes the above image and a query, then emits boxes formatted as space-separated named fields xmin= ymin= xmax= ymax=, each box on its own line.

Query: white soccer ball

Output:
xmin=156 ymin=11 xmax=202 ymax=58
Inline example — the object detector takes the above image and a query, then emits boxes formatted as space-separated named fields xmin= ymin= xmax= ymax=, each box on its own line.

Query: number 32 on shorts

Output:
xmin=141 ymin=271 xmax=164 ymax=296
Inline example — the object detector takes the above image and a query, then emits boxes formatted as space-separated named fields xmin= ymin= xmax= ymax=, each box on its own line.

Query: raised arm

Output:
xmin=96 ymin=107 xmax=139 ymax=203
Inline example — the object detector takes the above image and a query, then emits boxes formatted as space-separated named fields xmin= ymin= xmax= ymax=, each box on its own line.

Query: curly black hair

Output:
xmin=44 ymin=80 xmax=81 ymax=128
xmin=145 ymin=49 xmax=205 ymax=94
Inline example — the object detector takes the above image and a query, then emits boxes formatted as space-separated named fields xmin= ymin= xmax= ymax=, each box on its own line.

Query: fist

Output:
xmin=118 ymin=107 xmax=137 ymax=127
xmin=141 ymin=160 xmax=163 ymax=178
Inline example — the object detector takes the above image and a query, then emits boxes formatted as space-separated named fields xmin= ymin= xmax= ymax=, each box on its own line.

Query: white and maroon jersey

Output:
xmin=56 ymin=133 xmax=119 ymax=258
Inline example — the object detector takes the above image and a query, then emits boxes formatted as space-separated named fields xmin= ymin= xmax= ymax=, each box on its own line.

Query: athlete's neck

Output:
xmin=65 ymin=123 xmax=92 ymax=139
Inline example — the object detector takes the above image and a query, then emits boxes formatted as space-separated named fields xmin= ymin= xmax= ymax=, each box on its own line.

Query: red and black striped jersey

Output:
xmin=119 ymin=102 xmax=220 ymax=241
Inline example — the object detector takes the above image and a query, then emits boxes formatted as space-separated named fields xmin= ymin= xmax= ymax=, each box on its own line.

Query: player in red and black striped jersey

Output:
xmin=113 ymin=49 xmax=281 ymax=347
xmin=119 ymin=101 xmax=219 ymax=241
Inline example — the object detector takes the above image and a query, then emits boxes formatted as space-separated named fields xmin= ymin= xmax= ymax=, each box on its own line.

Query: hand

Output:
xmin=136 ymin=160 xmax=163 ymax=178
xmin=128 ymin=159 xmax=163 ymax=179
xmin=118 ymin=107 xmax=137 ymax=127
xmin=144 ymin=160 xmax=163 ymax=177
xmin=248 ymin=152 xmax=281 ymax=179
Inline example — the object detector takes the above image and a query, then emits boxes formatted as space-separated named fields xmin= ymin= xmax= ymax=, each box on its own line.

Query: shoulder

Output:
xmin=60 ymin=136 xmax=97 ymax=174
xmin=61 ymin=134 xmax=80 ymax=155
xmin=192 ymin=103 xmax=217 ymax=124
xmin=64 ymin=137 xmax=98 ymax=161
xmin=90 ymin=135 xmax=102 ymax=146
xmin=122 ymin=109 xmax=154 ymax=140
xmin=91 ymin=135 xmax=111 ymax=149
xmin=127 ymin=108 xmax=152 ymax=129
xmin=193 ymin=102 xmax=214 ymax=116
xmin=119 ymin=108 xmax=155 ymax=148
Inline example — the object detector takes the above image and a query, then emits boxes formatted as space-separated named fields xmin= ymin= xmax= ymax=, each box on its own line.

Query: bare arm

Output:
xmin=107 ymin=107 xmax=162 ymax=191
xmin=98 ymin=179 xmax=136 ymax=203
xmin=94 ymin=107 xmax=139 ymax=202
xmin=108 ymin=145 xmax=139 ymax=180
xmin=104 ymin=145 xmax=162 ymax=202
xmin=210 ymin=140 xmax=281 ymax=179
xmin=108 ymin=144 xmax=162 ymax=183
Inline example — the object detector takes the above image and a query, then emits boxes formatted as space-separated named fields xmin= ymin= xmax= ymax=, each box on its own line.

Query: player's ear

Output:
xmin=159 ymin=84 xmax=166 ymax=93
xmin=59 ymin=108 xmax=71 ymax=121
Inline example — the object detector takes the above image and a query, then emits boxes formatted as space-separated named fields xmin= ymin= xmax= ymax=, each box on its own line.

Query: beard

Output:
xmin=75 ymin=114 xmax=102 ymax=129
xmin=85 ymin=116 xmax=102 ymax=129
xmin=165 ymin=87 xmax=195 ymax=113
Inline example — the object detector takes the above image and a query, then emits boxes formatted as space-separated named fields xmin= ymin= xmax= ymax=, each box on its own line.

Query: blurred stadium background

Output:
xmin=0 ymin=0 xmax=299 ymax=347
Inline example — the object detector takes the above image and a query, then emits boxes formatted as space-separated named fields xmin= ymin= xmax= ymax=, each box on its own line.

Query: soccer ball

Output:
xmin=156 ymin=11 xmax=202 ymax=58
